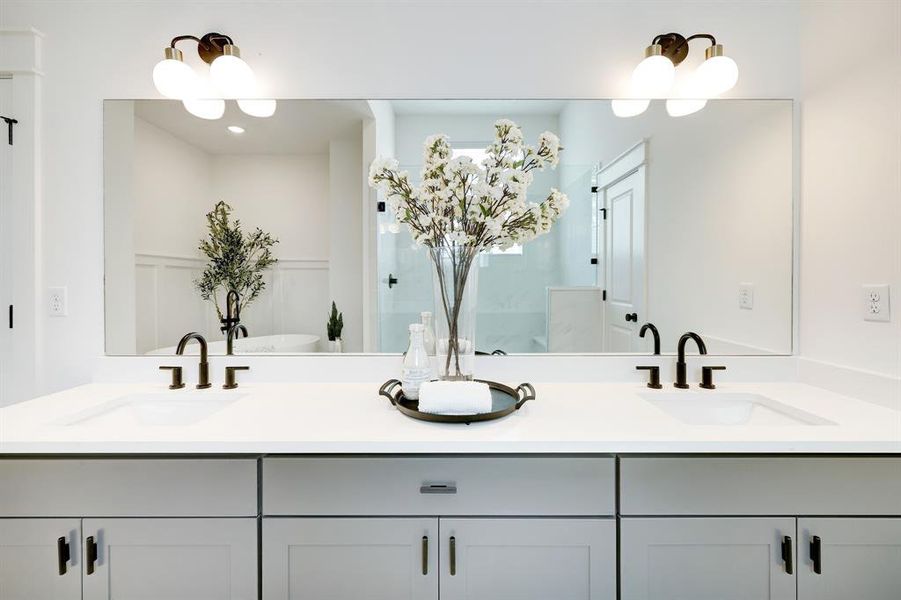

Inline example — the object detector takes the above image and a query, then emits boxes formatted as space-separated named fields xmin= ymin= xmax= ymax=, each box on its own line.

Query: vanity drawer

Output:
xmin=0 ymin=459 xmax=258 ymax=517
xmin=621 ymin=457 xmax=901 ymax=515
xmin=263 ymin=456 xmax=615 ymax=516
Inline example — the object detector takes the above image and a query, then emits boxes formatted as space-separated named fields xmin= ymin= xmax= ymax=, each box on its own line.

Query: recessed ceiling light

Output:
xmin=227 ymin=125 xmax=245 ymax=134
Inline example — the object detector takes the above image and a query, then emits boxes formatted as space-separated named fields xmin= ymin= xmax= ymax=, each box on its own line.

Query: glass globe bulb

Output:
xmin=666 ymin=98 xmax=707 ymax=117
xmin=152 ymin=57 xmax=197 ymax=99
xmin=694 ymin=54 xmax=739 ymax=97
xmin=237 ymin=98 xmax=277 ymax=118
xmin=210 ymin=54 xmax=256 ymax=98
xmin=182 ymin=98 xmax=225 ymax=120
xmin=611 ymin=99 xmax=651 ymax=118
xmin=631 ymin=54 xmax=675 ymax=98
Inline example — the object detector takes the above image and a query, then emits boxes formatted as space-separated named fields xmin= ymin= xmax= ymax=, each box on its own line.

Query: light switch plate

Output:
xmin=48 ymin=287 xmax=68 ymax=317
xmin=738 ymin=283 xmax=754 ymax=310
xmin=863 ymin=284 xmax=890 ymax=322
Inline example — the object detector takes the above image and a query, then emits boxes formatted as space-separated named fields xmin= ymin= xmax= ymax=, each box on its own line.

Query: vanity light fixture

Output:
xmin=615 ymin=32 xmax=739 ymax=118
xmin=227 ymin=125 xmax=245 ymax=134
xmin=152 ymin=32 xmax=276 ymax=119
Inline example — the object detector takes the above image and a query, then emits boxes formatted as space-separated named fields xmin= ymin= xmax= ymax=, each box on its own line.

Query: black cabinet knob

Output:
xmin=625 ymin=313 xmax=638 ymax=322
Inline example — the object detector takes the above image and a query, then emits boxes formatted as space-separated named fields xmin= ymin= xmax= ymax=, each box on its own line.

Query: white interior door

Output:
xmin=799 ymin=518 xmax=901 ymax=600
xmin=440 ymin=518 xmax=616 ymax=600
xmin=263 ymin=517 xmax=438 ymax=600
xmin=0 ymin=519 xmax=81 ymax=600
xmin=621 ymin=517 xmax=797 ymax=600
xmin=600 ymin=157 xmax=646 ymax=352
xmin=82 ymin=518 xmax=257 ymax=600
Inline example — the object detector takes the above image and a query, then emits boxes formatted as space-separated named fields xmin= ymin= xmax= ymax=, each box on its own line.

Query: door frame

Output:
xmin=0 ymin=29 xmax=42 ymax=406
xmin=595 ymin=140 xmax=648 ymax=352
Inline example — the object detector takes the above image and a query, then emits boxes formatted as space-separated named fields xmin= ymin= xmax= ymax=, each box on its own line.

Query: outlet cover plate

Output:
xmin=738 ymin=283 xmax=754 ymax=310
xmin=863 ymin=284 xmax=890 ymax=322
xmin=48 ymin=287 xmax=68 ymax=317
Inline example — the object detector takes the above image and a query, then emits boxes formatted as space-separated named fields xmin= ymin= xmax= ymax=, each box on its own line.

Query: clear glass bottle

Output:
xmin=402 ymin=323 xmax=432 ymax=400
xmin=420 ymin=312 xmax=437 ymax=356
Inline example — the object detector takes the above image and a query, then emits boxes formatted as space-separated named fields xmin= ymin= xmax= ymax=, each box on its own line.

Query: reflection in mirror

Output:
xmin=104 ymin=99 xmax=792 ymax=356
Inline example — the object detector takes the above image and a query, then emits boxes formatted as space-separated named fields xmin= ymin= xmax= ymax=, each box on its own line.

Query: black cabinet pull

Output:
xmin=85 ymin=536 xmax=98 ymax=575
xmin=57 ymin=536 xmax=70 ymax=576
xmin=781 ymin=535 xmax=793 ymax=574
xmin=810 ymin=535 xmax=822 ymax=574
xmin=449 ymin=536 xmax=456 ymax=576
xmin=422 ymin=536 xmax=428 ymax=575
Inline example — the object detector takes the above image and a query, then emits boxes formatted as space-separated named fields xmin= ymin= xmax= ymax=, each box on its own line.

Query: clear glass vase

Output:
xmin=430 ymin=245 xmax=479 ymax=381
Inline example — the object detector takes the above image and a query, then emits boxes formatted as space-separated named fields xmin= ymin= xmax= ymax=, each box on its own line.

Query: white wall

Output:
xmin=0 ymin=0 xmax=804 ymax=394
xmin=798 ymin=0 xmax=901 ymax=379
xmin=559 ymin=100 xmax=794 ymax=354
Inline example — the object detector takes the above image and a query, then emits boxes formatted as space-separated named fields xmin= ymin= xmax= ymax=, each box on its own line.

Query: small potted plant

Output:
xmin=326 ymin=301 xmax=344 ymax=352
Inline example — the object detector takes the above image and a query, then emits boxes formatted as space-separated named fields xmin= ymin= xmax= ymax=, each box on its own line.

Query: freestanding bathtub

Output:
xmin=147 ymin=333 xmax=321 ymax=355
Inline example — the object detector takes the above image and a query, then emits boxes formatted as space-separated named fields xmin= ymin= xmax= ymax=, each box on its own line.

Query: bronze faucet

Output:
xmin=176 ymin=332 xmax=211 ymax=389
xmin=226 ymin=324 xmax=248 ymax=356
xmin=675 ymin=332 xmax=707 ymax=388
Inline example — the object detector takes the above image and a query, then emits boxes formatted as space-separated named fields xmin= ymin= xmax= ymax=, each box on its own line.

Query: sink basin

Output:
xmin=58 ymin=392 xmax=246 ymax=427
xmin=640 ymin=392 xmax=834 ymax=426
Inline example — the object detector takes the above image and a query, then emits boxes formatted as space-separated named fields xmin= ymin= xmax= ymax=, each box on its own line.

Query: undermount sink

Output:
xmin=58 ymin=392 xmax=246 ymax=427
xmin=640 ymin=392 xmax=834 ymax=426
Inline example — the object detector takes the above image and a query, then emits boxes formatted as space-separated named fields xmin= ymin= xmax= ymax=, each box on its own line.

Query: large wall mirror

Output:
xmin=104 ymin=99 xmax=793 ymax=356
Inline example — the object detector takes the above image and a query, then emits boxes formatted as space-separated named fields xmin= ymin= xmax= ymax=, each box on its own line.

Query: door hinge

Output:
xmin=0 ymin=115 xmax=17 ymax=145
xmin=600 ymin=208 xmax=607 ymax=220
xmin=602 ymin=290 xmax=607 ymax=301
xmin=590 ymin=185 xmax=598 ymax=193
xmin=590 ymin=257 xmax=598 ymax=265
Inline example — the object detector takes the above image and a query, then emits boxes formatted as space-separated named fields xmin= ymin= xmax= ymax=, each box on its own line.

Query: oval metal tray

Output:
xmin=378 ymin=379 xmax=535 ymax=424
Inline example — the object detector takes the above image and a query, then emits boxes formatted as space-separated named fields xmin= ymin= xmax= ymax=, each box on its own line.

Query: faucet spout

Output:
xmin=675 ymin=332 xmax=707 ymax=388
xmin=226 ymin=324 xmax=248 ymax=356
xmin=176 ymin=332 xmax=211 ymax=389
xmin=639 ymin=323 xmax=661 ymax=355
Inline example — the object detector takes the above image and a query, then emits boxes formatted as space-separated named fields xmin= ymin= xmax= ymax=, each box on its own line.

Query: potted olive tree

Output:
xmin=194 ymin=201 xmax=278 ymax=330
xmin=326 ymin=301 xmax=344 ymax=352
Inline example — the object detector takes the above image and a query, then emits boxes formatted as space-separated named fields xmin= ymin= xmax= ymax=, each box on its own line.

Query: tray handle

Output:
xmin=379 ymin=379 xmax=402 ymax=406
xmin=515 ymin=383 xmax=536 ymax=409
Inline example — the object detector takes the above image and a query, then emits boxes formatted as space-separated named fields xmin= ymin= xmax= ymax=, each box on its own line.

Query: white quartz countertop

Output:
xmin=1 ymin=382 xmax=899 ymax=454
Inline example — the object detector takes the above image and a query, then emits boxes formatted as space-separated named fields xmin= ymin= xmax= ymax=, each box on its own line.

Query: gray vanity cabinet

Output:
xmin=439 ymin=518 xmax=616 ymax=600
xmin=620 ymin=517 xmax=797 ymax=600
xmin=262 ymin=518 xmax=439 ymax=600
xmin=0 ymin=519 xmax=81 ymax=600
xmin=81 ymin=518 xmax=258 ymax=600
xmin=798 ymin=518 xmax=901 ymax=600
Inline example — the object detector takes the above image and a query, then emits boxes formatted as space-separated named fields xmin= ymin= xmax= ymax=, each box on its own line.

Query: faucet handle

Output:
xmin=159 ymin=366 xmax=185 ymax=390
xmin=636 ymin=365 xmax=662 ymax=389
xmin=223 ymin=366 xmax=250 ymax=390
xmin=700 ymin=366 xmax=726 ymax=390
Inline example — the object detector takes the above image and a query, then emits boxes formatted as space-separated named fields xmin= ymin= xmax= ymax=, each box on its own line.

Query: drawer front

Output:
xmin=263 ymin=456 xmax=615 ymax=516
xmin=0 ymin=459 xmax=258 ymax=517
xmin=621 ymin=457 xmax=901 ymax=515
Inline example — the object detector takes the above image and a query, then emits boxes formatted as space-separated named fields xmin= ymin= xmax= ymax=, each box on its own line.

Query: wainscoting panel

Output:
xmin=135 ymin=254 xmax=329 ymax=354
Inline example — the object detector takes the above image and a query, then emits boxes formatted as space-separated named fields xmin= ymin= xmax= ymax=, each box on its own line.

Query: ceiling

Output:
xmin=129 ymin=99 xmax=373 ymax=155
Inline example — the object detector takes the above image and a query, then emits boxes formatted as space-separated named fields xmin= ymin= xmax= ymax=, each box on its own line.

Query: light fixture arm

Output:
xmin=650 ymin=32 xmax=718 ymax=66
xmin=167 ymin=32 xmax=236 ymax=65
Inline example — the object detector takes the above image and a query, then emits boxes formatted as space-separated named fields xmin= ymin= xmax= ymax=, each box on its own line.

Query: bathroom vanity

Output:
xmin=1 ymin=381 xmax=899 ymax=600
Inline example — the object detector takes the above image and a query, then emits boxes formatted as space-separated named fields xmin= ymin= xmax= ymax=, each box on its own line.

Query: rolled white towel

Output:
xmin=418 ymin=381 xmax=493 ymax=415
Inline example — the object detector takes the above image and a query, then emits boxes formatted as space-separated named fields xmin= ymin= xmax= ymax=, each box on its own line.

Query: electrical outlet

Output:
xmin=863 ymin=284 xmax=890 ymax=322
xmin=48 ymin=287 xmax=68 ymax=317
xmin=738 ymin=283 xmax=754 ymax=310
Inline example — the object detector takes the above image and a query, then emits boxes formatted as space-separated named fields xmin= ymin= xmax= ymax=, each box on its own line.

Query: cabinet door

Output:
xmin=263 ymin=517 xmax=438 ymax=600
xmin=82 ymin=518 xmax=257 ymax=600
xmin=439 ymin=518 xmax=616 ymax=600
xmin=621 ymin=517 xmax=796 ymax=600
xmin=799 ymin=518 xmax=901 ymax=600
xmin=0 ymin=519 xmax=81 ymax=600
